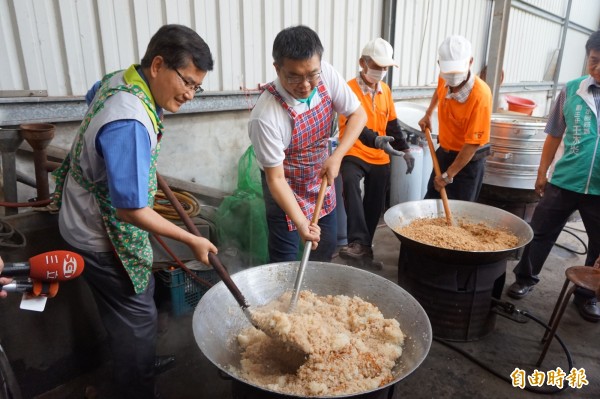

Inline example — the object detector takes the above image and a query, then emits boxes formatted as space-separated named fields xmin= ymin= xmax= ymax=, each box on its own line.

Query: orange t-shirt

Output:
xmin=338 ymin=79 xmax=396 ymax=165
xmin=436 ymin=75 xmax=492 ymax=152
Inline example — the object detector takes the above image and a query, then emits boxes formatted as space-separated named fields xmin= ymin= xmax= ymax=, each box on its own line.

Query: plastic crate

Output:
xmin=157 ymin=265 xmax=219 ymax=316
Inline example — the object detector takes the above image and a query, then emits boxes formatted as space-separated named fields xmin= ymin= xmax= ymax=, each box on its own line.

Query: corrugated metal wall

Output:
xmin=1 ymin=0 xmax=599 ymax=98
xmin=557 ymin=0 xmax=600 ymax=81
xmin=0 ymin=0 xmax=385 ymax=97
xmin=392 ymin=0 xmax=493 ymax=87
xmin=504 ymin=4 xmax=564 ymax=83
xmin=503 ymin=0 xmax=593 ymax=84
xmin=392 ymin=0 xmax=600 ymax=87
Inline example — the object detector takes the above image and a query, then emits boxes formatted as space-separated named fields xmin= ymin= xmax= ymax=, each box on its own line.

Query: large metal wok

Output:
xmin=384 ymin=199 xmax=533 ymax=265
xmin=192 ymin=262 xmax=432 ymax=398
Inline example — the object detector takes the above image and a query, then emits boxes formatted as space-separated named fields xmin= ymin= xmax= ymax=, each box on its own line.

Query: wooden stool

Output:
xmin=536 ymin=265 xmax=600 ymax=366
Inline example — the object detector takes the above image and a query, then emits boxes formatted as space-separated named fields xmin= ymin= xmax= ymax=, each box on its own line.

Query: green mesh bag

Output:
xmin=216 ymin=145 xmax=268 ymax=266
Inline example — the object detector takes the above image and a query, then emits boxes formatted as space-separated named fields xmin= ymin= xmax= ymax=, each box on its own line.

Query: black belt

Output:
xmin=439 ymin=144 xmax=491 ymax=161
xmin=440 ymin=147 xmax=458 ymax=154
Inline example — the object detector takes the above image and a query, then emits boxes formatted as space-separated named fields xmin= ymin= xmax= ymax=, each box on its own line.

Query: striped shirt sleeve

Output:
xmin=544 ymin=88 xmax=566 ymax=138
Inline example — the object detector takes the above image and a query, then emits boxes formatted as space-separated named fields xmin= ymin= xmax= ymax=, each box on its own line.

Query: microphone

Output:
xmin=1 ymin=250 xmax=84 ymax=281
xmin=0 ymin=280 xmax=59 ymax=298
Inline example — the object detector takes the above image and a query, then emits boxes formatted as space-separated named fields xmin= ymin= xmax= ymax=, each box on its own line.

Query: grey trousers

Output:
xmin=80 ymin=250 xmax=157 ymax=399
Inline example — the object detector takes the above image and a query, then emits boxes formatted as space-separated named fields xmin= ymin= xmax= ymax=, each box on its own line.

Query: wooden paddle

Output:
xmin=423 ymin=128 xmax=454 ymax=226
xmin=156 ymin=173 xmax=307 ymax=353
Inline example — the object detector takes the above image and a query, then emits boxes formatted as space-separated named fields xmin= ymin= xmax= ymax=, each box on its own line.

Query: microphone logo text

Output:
xmin=43 ymin=252 xmax=79 ymax=280
xmin=62 ymin=254 xmax=78 ymax=279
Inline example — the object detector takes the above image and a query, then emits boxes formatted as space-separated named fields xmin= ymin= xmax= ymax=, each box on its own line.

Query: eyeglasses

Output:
xmin=283 ymin=71 xmax=321 ymax=85
xmin=174 ymin=68 xmax=204 ymax=94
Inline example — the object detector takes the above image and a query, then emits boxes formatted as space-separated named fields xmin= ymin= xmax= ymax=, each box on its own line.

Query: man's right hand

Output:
xmin=418 ymin=114 xmax=432 ymax=132
xmin=189 ymin=236 xmax=218 ymax=266
xmin=534 ymin=174 xmax=548 ymax=197
xmin=298 ymin=220 xmax=321 ymax=250
xmin=0 ymin=256 xmax=11 ymax=298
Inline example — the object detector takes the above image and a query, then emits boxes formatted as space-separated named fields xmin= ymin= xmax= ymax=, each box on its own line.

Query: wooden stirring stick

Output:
xmin=288 ymin=178 xmax=328 ymax=312
xmin=423 ymin=128 xmax=454 ymax=226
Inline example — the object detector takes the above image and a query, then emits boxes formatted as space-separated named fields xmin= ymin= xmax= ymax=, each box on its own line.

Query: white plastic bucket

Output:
xmin=390 ymin=144 xmax=424 ymax=205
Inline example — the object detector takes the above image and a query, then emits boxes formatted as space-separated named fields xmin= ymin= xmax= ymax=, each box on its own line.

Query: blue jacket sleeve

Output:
xmin=85 ymin=81 xmax=102 ymax=105
xmin=95 ymin=120 xmax=152 ymax=208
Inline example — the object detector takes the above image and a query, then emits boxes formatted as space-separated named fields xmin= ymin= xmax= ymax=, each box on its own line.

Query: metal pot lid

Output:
xmin=491 ymin=113 xmax=547 ymax=126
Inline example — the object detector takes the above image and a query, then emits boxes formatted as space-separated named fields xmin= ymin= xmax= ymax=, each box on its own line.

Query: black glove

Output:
xmin=414 ymin=130 xmax=426 ymax=140
xmin=410 ymin=130 xmax=426 ymax=147
xmin=403 ymin=151 xmax=415 ymax=174
xmin=374 ymin=136 xmax=405 ymax=157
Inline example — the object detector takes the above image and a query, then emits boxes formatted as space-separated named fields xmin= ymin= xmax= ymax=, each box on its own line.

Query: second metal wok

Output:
xmin=384 ymin=199 xmax=533 ymax=265
xmin=192 ymin=262 xmax=432 ymax=398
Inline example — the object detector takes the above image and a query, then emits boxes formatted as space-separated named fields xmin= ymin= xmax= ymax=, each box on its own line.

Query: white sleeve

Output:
xmin=321 ymin=61 xmax=361 ymax=117
xmin=248 ymin=117 xmax=286 ymax=169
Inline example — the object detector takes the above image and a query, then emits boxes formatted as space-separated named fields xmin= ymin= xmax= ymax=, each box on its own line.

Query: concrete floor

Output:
xmin=35 ymin=217 xmax=598 ymax=399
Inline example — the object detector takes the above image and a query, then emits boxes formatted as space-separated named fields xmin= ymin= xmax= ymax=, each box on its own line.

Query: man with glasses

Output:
xmin=507 ymin=30 xmax=600 ymax=323
xmin=52 ymin=24 xmax=215 ymax=398
xmin=338 ymin=38 xmax=414 ymax=270
xmin=249 ymin=25 xmax=367 ymax=263
xmin=174 ymin=67 xmax=205 ymax=93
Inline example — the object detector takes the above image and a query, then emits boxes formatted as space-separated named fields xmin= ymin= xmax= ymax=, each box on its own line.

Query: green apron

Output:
xmin=53 ymin=65 xmax=164 ymax=294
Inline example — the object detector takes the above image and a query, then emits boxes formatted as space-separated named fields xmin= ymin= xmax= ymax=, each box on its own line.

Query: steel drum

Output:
xmin=384 ymin=199 xmax=533 ymax=265
xmin=192 ymin=262 xmax=432 ymax=398
xmin=485 ymin=114 xmax=548 ymax=190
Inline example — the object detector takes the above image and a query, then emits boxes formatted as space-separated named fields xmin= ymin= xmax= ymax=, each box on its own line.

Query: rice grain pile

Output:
xmin=234 ymin=290 xmax=404 ymax=397
xmin=396 ymin=217 xmax=519 ymax=251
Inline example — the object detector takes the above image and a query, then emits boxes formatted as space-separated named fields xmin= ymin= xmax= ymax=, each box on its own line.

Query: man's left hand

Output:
xmin=404 ymin=152 xmax=415 ymax=174
xmin=374 ymin=136 xmax=405 ymax=157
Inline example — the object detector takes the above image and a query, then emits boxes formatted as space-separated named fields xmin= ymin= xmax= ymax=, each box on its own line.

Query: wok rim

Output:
xmin=192 ymin=262 xmax=432 ymax=398
xmin=383 ymin=199 xmax=534 ymax=264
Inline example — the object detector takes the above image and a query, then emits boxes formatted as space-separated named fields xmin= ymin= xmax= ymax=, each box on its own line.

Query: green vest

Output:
xmin=550 ymin=76 xmax=600 ymax=195
xmin=53 ymin=65 xmax=164 ymax=293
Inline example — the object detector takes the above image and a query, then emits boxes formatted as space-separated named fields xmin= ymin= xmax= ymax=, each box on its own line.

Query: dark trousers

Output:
xmin=78 ymin=249 xmax=157 ymax=399
xmin=424 ymin=147 xmax=486 ymax=201
xmin=340 ymin=156 xmax=390 ymax=247
xmin=513 ymin=183 xmax=600 ymax=299
xmin=261 ymin=173 xmax=337 ymax=262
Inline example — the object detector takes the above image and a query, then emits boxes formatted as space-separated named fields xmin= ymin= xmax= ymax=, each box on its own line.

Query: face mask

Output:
xmin=296 ymin=87 xmax=317 ymax=104
xmin=364 ymin=68 xmax=387 ymax=84
xmin=441 ymin=72 xmax=468 ymax=87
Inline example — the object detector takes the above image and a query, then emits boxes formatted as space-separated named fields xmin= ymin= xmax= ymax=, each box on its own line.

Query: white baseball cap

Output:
xmin=361 ymin=38 xmax=399 ymax=67
xmin=438 ymin=35 xmax=472 ymax=73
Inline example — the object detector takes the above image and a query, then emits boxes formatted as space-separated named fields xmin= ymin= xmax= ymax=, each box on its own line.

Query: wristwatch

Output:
xmin=441 ymin=172 xmax=453 ymax=184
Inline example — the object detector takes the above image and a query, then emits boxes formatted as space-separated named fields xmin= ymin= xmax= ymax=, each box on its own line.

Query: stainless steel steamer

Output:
xmin=484 ymin=114 xmax=548 ymax=190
